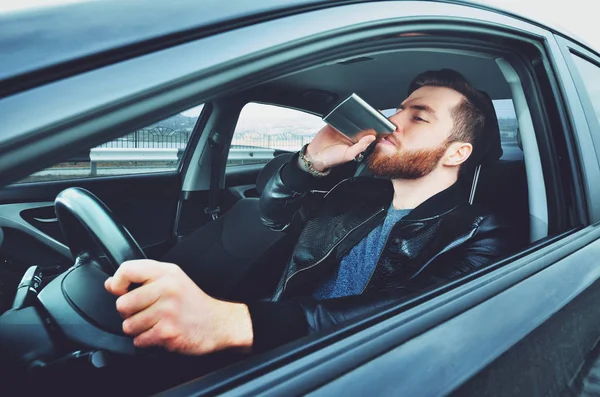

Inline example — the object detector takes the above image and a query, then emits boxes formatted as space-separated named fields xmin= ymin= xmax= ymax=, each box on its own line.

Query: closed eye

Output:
xmin=413 ymin=116 xmax=428 ymax=123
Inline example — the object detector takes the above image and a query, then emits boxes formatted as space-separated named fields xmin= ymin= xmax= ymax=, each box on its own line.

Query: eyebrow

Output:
xmin=399 ymin=102 xmax=438 ymax=120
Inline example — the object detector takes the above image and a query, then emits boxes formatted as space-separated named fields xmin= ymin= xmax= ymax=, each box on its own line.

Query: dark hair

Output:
xmin=407 ymin=69 xmax=489 ymax=165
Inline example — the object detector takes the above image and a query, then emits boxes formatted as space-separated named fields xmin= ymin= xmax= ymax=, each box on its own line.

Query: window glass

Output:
xmin=571 ymin=54 xmax=600 ymax=122
xmin=228 ymin=103 xmax=324 ymax=166
xmin=231 ymin=99 xmax=520 ymax=167
xmin=16 ymin=104 xmax=204 ymax=183
xmin=492 ymin=99 xmax=521 ymax=160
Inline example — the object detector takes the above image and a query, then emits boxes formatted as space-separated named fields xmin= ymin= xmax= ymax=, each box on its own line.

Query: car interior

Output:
xmin=0 ymin=30 xmax=578 ymax=394
xmin=164 ymin=48 xmax=543 ymax=299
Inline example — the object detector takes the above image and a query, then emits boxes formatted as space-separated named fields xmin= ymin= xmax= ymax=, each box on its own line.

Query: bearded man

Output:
xmin=104 ymin=69 xmax=516 ymax=356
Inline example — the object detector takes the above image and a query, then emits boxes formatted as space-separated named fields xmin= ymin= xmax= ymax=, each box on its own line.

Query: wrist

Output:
xmin=304 ymin=144 xmax=327 ymax=172
xmin=225 ymin=303 xmax=254 ymax=351
xmin=298 ymin=144 xmax=331 ymax=177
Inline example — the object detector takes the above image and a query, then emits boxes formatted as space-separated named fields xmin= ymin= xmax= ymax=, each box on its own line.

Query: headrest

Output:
xmin=463 ymin=91 xmax=505 ymax=204
xmin=466 ymin=90 xmax=503 ymax=167
xmin=255 ymin=153 xmax=294 ymax=195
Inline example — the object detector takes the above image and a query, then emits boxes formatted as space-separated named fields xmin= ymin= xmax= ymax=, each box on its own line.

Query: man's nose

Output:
xmin=387 ymin=113 xmax=403 ymax=134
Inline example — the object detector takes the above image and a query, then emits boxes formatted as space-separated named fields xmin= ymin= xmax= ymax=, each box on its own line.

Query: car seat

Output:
xmin=161 ymin=153 xmax=295 ymax=300
xmin=464 ymin=91 xmax=530 ymax=249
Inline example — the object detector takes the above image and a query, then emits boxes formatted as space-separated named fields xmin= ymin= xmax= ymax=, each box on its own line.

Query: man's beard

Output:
xmin=367 ymin=141 xmax=448 ymax=180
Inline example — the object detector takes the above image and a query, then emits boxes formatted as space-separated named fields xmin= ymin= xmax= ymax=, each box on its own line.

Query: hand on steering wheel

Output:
xmin=105 ymin=259 xmax=253 ymax=355
xmin=50 ymin=187 xmax=251 ymax=356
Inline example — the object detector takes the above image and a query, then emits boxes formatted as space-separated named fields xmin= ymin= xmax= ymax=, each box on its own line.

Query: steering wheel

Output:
xmin=44 ymin=187 xmax=146 ymax=352
xmin=55 ymin=187 xmax=146 ymax=272
xmin=0 ymin=187 xmax=146 ymax=375
xmin=0 ymin=188 xmax=244 ymax=393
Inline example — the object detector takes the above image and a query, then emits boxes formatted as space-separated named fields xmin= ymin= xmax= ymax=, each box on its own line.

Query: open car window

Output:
xmin=13 ymin=104 xmax=204 ymax=184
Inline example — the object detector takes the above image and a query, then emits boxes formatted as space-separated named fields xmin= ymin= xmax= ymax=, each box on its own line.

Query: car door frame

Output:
xmin=555 ymin=36 xmax=600 ymax=169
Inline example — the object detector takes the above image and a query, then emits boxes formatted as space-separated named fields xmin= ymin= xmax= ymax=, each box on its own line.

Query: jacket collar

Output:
xmin=403 ymin=181 xmax=467 ymax=221
xmin=352 ymin=177 xmax=467 ymax=221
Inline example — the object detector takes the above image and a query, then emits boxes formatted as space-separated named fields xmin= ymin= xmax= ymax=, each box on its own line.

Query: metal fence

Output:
xmin=230 ymin=135 xmax=312 ymax=151
xmin=96 ymin=127 xmax=518 ymax=154
xmin=98 ymin=127 xmax=191 ymax=149
xmin=98 ymin=127 xmax=313 ymax=152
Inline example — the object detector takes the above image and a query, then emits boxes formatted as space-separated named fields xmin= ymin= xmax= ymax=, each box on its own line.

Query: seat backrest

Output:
xmin=466 ymin=91 xmax=529 ymax=248
xmin=161 ymin=153 xmax=295 ymax=300
xmin=472 ymin=157 xmax=529 ymax=246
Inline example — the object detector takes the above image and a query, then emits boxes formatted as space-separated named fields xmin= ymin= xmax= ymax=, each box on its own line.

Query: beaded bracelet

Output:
xmin=298 ymin=143 xmax=331 ymax=177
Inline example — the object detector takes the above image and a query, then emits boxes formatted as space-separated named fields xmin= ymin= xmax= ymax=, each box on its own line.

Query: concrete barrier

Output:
xmin=89 ymin=148 xmax=179 ymax=175
xmin=88 ymin=147 xmax=275 ymax=175
xmin=227 ymin=148 xmax=274 ymax=161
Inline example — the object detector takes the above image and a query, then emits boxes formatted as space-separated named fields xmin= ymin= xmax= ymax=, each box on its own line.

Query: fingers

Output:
xmin=133 ymin=326 xmax=161 ymax=348
xmin=132 ymin=320 xmax=180 ymax=351
xmin=115 ymin=281 xmax=162 ymax=318
xmin=345 ymin=134 xmax=376 ymax=160
xmin=320 ymin=124 xmax=354 ymax=145
xmin=105 ymin=259 xmax=177 ymax=296
xmin=357 ymin=133 xmax=377 ymax=146
xmin=121 ymin=303 xmax=161 ymax=336
xmin=355 ymin=129 xmax=378 ymax=141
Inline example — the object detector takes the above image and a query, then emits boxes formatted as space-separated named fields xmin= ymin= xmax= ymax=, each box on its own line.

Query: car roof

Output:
xmin=469 ymin=0 xmax=598 ymax=52
xmin=250 ymin=49 xmax=512 ymax=111
xmin=0 ymin=0 xmax=595 ymax=88
xmin=0 ymin=0 xmax=318 ymax=84
xmin=0 ymin=0 xmax=334 ymax=85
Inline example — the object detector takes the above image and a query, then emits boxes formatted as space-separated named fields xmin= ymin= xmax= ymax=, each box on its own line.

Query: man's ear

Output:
xmin=443 ymin=141 xmax=472 ymax=167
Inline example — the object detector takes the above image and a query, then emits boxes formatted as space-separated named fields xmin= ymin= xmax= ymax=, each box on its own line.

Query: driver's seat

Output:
xmin=161 ymin=154 xmax=295 ymax=300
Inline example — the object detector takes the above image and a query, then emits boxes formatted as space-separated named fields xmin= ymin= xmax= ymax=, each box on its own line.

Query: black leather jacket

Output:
xmin=247 ymin=154 xmax=516 ymax=352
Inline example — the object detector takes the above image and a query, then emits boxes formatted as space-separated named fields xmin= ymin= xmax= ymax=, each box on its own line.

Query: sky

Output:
xmin=472 ymin=0 xmax=600 ymax=50
xmin=0 ymin=0 xmax=88 ymax=12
